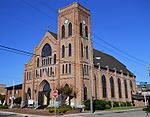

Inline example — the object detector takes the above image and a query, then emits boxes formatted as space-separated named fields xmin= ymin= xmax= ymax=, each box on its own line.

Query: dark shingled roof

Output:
xmin=6 ymin=84 xmax=22 ymax=90
xmin=48 ymin=31 xmax=57 ymax=39
xmin=137 ymin=84 xmax=150 ymax=91
xmin=93 ymin=49 xmax=134 ymax=77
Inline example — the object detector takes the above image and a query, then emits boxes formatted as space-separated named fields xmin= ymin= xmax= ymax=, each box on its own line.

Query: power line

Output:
xmin=5 ymin=0 xmax=147 ymax=68
xmin=0 ymin=48 xmax=32 ymax=57
xmin=93 ymin=33 xmax=148 ymax=65
xmin=33 ymin=1 xmax=148 ymax=66
xmin=0 ymin=44 xmax=40 ymax=57
xmin=93 ymin=40 xmax=146 ymax=66
xmin=0 ymin=44 xmax=87 ymax=64
xmin=20 ymin=0 xmax=56 ymax=30
xmin=22 ymin=0 xmax=56 ymax=21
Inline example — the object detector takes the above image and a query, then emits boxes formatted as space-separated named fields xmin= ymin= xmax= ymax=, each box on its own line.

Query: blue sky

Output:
xmin=0 ymin=0 xmax=150 ymax=86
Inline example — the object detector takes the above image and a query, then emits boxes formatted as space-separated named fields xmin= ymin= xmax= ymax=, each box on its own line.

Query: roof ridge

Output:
xmin=48 ymin=31 xmax=57 ymax=39
xmin=93 ymin=48 xmax=126 ymax=67
xmin=93 ymin=48 xmax=134 ymax=76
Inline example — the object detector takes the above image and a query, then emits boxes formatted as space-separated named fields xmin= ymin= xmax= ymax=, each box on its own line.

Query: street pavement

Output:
xmin=0 ymin=111 xmax=22 ymax=117
xmin=0 ymin=108 xmax=149 ymax=117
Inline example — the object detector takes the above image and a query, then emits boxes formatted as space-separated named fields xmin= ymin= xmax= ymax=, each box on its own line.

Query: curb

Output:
xmin=94 ymin=108 xmax=143 ymax=114
xmin=0 ymin=108 xmax=143 ymax=117
xmin=0 ymin=111 xmax=49 ymax=117
xmin=61 ymin=108 xmax=143 ymax=117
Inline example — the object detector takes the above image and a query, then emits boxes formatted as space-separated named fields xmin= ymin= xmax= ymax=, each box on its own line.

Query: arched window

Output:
xmin=50 ymin=67 xmax=52 ymax=75
xmin=26 ymin=72 xmax=28 ymax=80
xmin=62 ymin=25 xmax=65 ymax=38
xmin=69 ymin=64 xmax=71 ymax=74
xmin=81 ymin=43 xmax=83 ymax=57
xmin=83 ymin=84 xmax=87 ymax=101
xmin=110 ymin=76 xmax=115 ymax=98
xmin=42 ymin=43 xmax=52 ymax=57
xmin=66 ymin=64 xmax=68 ymax=73
xmin=118 ymin=78 xmax=122 ymax=98
xmin=29 ymin=72 xmax=32 ymax=80
xmin=54 ymin=54 xmax=56 ymax=64
xmin=130 ymin=80 xmax=133 ymax=91
xmin=48 ymin=67 xmax=49 ymax=76
xmin=62 ymin=65 xmax=64 ymax=74
xmin=68 ymin=23 xmax=72 ymax=36
xmin=85 ymin=26 xmax=88 ymax=38
xmin=50 ymin=58 xmax=52 ymax=64
xmin=37 ymin=58 xmax=39 ymax=67
xmin=86 ymin=46 xmax=88 ymax=59
xmin=80 ymin=23 xmax=83 ymax=36
xmin=62 ymin=45 xmax=65 ymax=58
xmin=44 ymin=59 xmax=46 ymax=66
xmin=42 ymin=60 xmax=44 ymax=66
xmin=36 ymin=70 xmax=38 ymax=78
xmin=124 ymin=80 xmax=128 ymax=98
xmin=102 ymin=75 xmax=107 ymax=98
xmin=40 ymin=69 xmax=42 ymax=77
xmin=46 ymin=59 xmax=48 ymax=65
xmin=68 ymin=44 xmax=72 ymax=56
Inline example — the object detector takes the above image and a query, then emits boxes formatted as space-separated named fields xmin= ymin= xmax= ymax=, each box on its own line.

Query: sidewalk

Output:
xmin=0 ymin=108 xmax=143 ymax=117
xmin=63 ymin=108 xmax=143 ymax=117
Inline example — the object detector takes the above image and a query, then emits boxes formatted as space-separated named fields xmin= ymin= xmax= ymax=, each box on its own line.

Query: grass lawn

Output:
xmin=108 ymin=106 xmax=143 ymax=111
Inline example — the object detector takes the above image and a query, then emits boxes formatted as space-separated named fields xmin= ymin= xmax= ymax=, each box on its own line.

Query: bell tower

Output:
xmin=57 ymin=2 xmax=94 ymax=105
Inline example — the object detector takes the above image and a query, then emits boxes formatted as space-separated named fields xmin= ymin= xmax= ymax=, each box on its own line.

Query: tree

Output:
xmin=57 ymin=84 xmax=77 ymax=106
xmin=14 ymin=97 xmax=22 ymax=105
xmin=0 ymin=94 xmax=5 ymax=104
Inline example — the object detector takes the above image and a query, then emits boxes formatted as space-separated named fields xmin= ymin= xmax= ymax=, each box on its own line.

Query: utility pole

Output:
xmin=148 ymin=64 xmax=150 ymax=76
xmin=10 ymin=80 xmax=15 ymax=108
xmin=88 ymin=33 xmax=93 ymax=114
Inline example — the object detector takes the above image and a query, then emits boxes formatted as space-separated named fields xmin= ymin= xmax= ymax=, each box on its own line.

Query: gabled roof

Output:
xmin=137 ymin=84 xmax=150 ymax=91
xmin=93 ymin=49 xmax=134 ymax=77
xmin=48 ymin=31 xmax=57 ymax=39
xmin=6 ymin=84 xmax=22 ymax=90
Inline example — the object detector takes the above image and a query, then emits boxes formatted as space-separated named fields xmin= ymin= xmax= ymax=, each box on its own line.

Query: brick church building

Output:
xmin=22 ymin=2 xmax=137 ymax=107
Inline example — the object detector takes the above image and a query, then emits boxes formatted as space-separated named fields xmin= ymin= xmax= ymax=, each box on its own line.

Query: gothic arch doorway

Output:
xmin=38 ymin=80 xmax=51 ymax=106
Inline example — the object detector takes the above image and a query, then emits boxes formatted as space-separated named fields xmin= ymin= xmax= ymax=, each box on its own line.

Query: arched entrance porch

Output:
xmin=38 ymin=80 xmax=51 ymax=106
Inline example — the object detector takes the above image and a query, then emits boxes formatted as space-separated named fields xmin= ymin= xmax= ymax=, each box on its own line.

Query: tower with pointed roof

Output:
xmin=22 ymin=2 xmax=137 ymax=108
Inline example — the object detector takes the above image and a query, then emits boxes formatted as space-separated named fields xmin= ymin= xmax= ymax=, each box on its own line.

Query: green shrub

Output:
xmin=14 ymin=97 xmax=22 ymax=105
xmin=61 ymin=105 xmax=72 ymax=109
xmin=48 ymin=106 xmax=73 ymax=114
xmin=84 ymin=99 xmax=90 ymax=110
xmin=48 ymin=107 xmax=54 ymax=113
xmin=143 ymin=106 xmax=150 ymax=113
xmin=126 ymin=101 xmax=132 ymax=106
xmin=57 ymin=107 xmax=66 ymax=113
xmin=0 ymin=104 xmax=9 ymax=109
xmin=106 ymin=101 xmax=111 ymax=107
xmin=84 ymin=100 xmax=132 ymax=110
xmin=85 ymin=99 xmax=115 ymax=110
xmin=58 ymin=106 xmax=72 ymax=113
xmin=0 ymin=94 xmax=5 ymax=104
xmin=120 ymin=102 xmax=126 ymax=107
xmin=105 ymin=104 xmax=111 ymax=109
xmin=113 ymin=101 xmax=119 ymax=107
xmin=94 ymin=100 xmax=107 ymax=110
